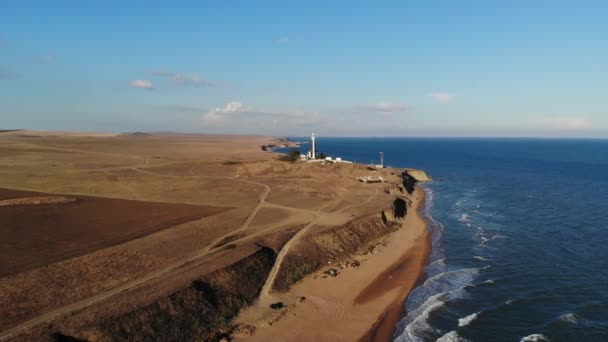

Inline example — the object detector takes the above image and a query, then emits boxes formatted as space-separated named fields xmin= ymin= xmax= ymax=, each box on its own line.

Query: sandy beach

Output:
xmin=235 ymin=187 xmax=431 ymax=342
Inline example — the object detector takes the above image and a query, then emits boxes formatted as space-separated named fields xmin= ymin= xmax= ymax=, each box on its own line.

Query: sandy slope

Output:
xmin=236 ymin=188 xmax=430 ymax=342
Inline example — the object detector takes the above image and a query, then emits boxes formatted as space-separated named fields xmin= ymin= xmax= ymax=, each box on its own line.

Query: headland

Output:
xmin=0 ymin=130 xmax=430 ymax=341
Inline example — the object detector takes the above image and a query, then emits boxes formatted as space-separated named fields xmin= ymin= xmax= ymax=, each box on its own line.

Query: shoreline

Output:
xmin=236 ymin=186 xmax=432 ymax=341
xmin=359 ymin=187 xmax=432 ymax=341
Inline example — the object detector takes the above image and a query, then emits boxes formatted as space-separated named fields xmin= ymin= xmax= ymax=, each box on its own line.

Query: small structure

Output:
xmin=306 ymin=133 xmax=317 ymax=159
xmin=357 ymin=176 xmax=385 ymax=183
xmin=301 ymin=133 xmax=353 ymax=163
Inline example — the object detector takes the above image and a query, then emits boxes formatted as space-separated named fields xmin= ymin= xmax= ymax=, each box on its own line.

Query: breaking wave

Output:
xmin=436 ymin=330 xmax=470 ymax=342
xmin=458 ymin=312 xmax=479 ymax=327
xmin=458 ymin=213 xmax=471 ymax=223
xmin=559 ymin=313 xmax=579 ymax=324
xmin=394 ymin=184 xmax=484 ymax=341
xmin=393 ymin=268 xmax=480 ymax=341
xmin=520 ymin=333 xmax=550 ymax=341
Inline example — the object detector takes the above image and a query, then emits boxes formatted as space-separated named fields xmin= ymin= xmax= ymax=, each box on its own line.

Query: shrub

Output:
xmin=279 ymin=149 xmax=301 ymax=162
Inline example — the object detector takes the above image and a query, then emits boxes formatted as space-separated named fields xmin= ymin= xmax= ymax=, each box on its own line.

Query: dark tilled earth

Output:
xmin=0 ymin=188 xmax=230 ymax=277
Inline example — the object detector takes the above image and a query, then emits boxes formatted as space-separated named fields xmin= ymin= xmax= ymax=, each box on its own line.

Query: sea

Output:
xmin=277 ymin=138 xmax=608 ymax=342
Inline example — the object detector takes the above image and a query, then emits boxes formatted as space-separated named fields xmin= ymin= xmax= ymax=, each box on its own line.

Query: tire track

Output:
xmin=0 ymin=168 xmax=270 ymax=341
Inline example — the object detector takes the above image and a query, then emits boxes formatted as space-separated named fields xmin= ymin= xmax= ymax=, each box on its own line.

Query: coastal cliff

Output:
xmin=16 ymin=167 xmax=429 ymax=342
xmin=49 ymin=247 xmax=276 ymax=342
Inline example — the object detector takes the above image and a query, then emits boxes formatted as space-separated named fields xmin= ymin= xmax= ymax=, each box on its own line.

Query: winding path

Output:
xmin=257 ymin=188 xmax=380 ymax=303
xmin=0 ymin=155 xmax=385 ymax=340
xmin=0 ymin=168 xmax=270 ymax=341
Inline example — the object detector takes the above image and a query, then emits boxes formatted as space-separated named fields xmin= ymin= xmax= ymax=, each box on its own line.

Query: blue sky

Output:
xmin=1 ymin=1 xmax=607 ymax=137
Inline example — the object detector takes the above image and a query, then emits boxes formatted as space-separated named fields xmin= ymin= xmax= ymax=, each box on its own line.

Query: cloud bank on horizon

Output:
xmin=1 ymin=2 xmax=607 ymax=137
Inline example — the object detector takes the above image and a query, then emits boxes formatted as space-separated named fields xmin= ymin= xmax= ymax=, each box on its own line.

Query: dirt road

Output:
xmin=257 ymin=188 xmax=380 ymax=303
xmin=0 ymin=168 xmax=270 ymax=341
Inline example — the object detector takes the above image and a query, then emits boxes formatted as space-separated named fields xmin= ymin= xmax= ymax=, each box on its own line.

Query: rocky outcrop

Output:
xmin=405 ymin=169 xmax=431 ymax=182
xmin=401 ymin=169 xmax=430 ymax=195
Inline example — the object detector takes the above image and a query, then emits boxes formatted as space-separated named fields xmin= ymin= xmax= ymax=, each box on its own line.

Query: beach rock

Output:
xmin=325 ymin=268 xmax=339 ymax=277
xmin=269 ymin=302 xmax=284 ymax=310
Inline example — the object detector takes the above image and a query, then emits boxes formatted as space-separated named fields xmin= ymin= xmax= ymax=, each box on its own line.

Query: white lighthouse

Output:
xmin=310 ymin=133 xmax=317 ymax=159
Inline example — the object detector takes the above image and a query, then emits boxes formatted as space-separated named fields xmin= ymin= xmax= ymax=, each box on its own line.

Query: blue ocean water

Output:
xmin=278 ymin=138 xmax=608 ymax=342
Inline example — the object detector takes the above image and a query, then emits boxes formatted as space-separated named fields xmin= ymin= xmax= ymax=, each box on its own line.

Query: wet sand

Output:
xmin=236 ymin=187 xmax=431 ymax=342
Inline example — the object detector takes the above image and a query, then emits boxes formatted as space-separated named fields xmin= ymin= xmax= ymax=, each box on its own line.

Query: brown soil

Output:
xmin=0 ymin=188 xmax=229 ymax=277
xmin=0 ymin=196 xmax=77 ymax=206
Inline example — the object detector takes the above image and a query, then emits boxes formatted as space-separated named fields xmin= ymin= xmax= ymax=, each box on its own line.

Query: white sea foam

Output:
xmin=428 ymin=258 xmax=447 ymax=270
xmin=559 ymin=313 xmax=579 ymax=324
xmin=473 ymin=256 xmax=488 ymax=261
xmin=404 ymin=268 xmax=479 ymax=311
xmin=396 ymin=186 xmax=480 ymax=342
xmin=430 ymin=258 xmax=446 ymax=265
xmin=506 ymin=299 xmax=514 ymax=305
xmin=483 ymin=279 xmax=495 ymax=284
xmin=394 ymin=268 xmax=480 ymax=342
xmin=459 ymin=213 xmax=471 ymax=223
xmin=436 ymin=330 xmax=470 ymax=342
xmin=458 ymin=312 xmax=479 ymax=327
xmin=399 ymin=294 xmax=445 ymax=341
xmin=520 ymin=333 xmax=550 ymax=341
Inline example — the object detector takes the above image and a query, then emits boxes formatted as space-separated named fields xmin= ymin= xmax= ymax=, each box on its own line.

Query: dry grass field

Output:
xmin=0 ymin=130 xmax=423 ymax=341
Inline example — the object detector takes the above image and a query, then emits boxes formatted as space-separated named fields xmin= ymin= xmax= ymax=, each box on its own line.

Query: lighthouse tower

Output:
xmin=310 ymin=133 xmax=316 ymax=159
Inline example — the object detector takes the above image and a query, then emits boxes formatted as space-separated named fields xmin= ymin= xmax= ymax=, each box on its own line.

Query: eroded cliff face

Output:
xmin=55 ymin=247 xmax=276 ymax=342
xmin=41 ymin=169 xmax=429 ymax=342
xmin=401 ymin=171 xmax=419 ymax=195
xmin=405 ymin=169 xmax=431 ymax=182
xmin=271 ymin=169 xmax=428 ymax=293
xmin=272 ymin=195 xmax=412 ymax=293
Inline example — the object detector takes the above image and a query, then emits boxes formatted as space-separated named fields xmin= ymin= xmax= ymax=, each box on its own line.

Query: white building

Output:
xmin=307 ymin=133 xmax=317 ymax=159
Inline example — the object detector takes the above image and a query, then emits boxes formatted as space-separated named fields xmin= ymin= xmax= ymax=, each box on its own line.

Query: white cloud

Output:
xmin=364 ymin=103 xmax=409 ymax=112
xmin=151 ymin=70 xmax=213 ymax=87
xmin=129 ymin=79 xmax=154 ymax=89
xmin=200 ymin=101 xmax=333 ymax=133
xmin=533 ymin=117 xmax=592 ymax=130
xmin=203 ymin=101 xmax=245 ymax=122
xmin=277 ymin=37 xmax=290 ymax=44
xmin=427 ymin=92 xmax=459 ymax=103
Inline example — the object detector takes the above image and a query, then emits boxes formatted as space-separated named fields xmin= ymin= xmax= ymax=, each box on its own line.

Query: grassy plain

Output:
xmin=0 ymin=130 xmax=427 ymax=341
